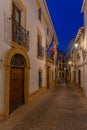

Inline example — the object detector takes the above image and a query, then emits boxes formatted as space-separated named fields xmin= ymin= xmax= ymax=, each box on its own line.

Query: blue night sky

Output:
xmin=46 ymin=0 xmax=84 ymax=52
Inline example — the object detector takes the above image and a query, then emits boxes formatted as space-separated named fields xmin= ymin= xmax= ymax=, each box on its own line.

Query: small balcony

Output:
xmin=45 ymin=50 xmax=54 ymax=62
xmin=46 ymin=54 xmax=54 ymax=61
xmin=37 ymin=45 xmax=44 ymax=58
xmin=11 ymin=17 xmax=29 ymax=50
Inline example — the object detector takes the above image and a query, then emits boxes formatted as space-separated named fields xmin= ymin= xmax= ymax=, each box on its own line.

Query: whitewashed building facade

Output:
xmin=81 ymin=0 xmax=87 ymax=96
xmin=0 ymin=0 xmax=58 ymax=117
xmin=70 ymin=27 xmax=85 ymax=93
xmin=67 ymin=0 xmax=87 ymax=97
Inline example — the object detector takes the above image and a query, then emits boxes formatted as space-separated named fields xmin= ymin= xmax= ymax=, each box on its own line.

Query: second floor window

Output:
xmin=12 ymin=2 xmax=29 ymax=50
xmin=38 ymin=8 xmax=41 ymax=21
xmin=37 ymin=34 xmax=44 ymax=58
xmin=12 ymin=2 xmax=21 ymax=24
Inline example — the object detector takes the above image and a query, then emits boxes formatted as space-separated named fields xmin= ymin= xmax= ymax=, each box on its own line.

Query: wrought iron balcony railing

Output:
xmin=46 ymin=54 xmax=54 ymax=61
xmin=11 ymin=17 xmax=29 ymax=50
xmin=45 ymin=50 xmax=54 ymax=61
xmin=37 ymin=45 xmax=44 ymax=58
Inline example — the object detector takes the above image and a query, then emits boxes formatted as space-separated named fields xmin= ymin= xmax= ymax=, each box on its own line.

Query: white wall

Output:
xmin=83 ymin=2 xmax=87 ymax=96
xmin=0 ymin=0 xmax=57 ymax=110
xmin=0 ymin=0 xmax=11 ymax=110
xmin=24 ymin=0 xmax=47 ymax=93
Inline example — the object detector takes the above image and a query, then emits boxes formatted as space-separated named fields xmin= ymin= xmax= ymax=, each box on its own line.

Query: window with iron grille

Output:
xmin=38 ymin=8 xmax=41 ymax=22
xmin=37 ymin=34 xmax=44 ymax=58
xmin=12 ymin=2 xmax=29 ymax=50
xmin=10 ymin=54 xmax=26 ymax=67
xmin=38 ymin=71 xmax=42 ymax=89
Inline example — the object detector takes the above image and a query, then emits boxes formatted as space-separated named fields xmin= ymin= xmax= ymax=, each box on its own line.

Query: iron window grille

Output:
xmin=10 ymin=16 xmax=29 ymax=50
xmin=39 ymin=71 xmax=42 ymax=89
xmin=37 ymin=45 xmax=44 ymax=58
xmin=38 ymin=8 xmax=41 ymax=22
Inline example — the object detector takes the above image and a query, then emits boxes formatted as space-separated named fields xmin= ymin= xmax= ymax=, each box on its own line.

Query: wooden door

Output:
xmin=78 ymin=70 xmax=81 ymax=85
xmin=10 ymin=67 xmax=24 ymax=113
xmin=47 ymin=67 xmax=49 ymax=89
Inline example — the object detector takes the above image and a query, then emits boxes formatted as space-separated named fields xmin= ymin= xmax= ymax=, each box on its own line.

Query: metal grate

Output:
xmin=10 ymin=17 xmax=29 ymax=50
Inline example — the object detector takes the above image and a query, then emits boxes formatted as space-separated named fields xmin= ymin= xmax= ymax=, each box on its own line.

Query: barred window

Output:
xmin=38 ymin=8 xmax=41 ymax=21
xmin=38 ymin=71 xmax=42 ymax=89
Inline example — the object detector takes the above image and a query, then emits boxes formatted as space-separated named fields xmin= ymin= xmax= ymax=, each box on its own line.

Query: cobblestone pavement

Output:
xmin=12 ymin=84 xmax=87 ymax=130
xmin=1 ymin=83 xmax=87 ymax=130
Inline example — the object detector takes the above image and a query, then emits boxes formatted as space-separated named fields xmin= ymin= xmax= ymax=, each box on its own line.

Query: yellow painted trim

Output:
xmin=54 ymin=40 xmax=57 ymax=47
xmin=38 ymin=67 xmax=42 ymax=72
xmin=36 ymin=0 xmax=48 ymax=26
xmin=36 ymin=0 xmax=57 ymax=44
xmin=36 ymin=0 xmax=41 ymax=8
xmin=46 ymin=61 xmax=51 ymax=67
xmin=42 ymin=12 xmax=48 ymax=26
xmin=46 ymin=58 xmax=53 ymax=63
xmin=4 ymin=48 xmax=30 ymax=117
xmin=37 ymin=56 xmax=44 ymax=60
xmin=37 ymin=27 xmax=42 ymax=36
xmin=10 ymin=41 xmax=28 ymax=52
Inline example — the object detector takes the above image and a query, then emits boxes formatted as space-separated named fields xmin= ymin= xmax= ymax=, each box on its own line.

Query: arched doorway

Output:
xmin=4 ymin=48 xmax=30 ymax=117
xmin=10 ymin=54 xmax=25 ymax=113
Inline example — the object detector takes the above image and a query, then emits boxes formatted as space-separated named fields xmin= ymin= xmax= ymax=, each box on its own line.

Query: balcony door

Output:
xmin=12 ymin=2 xmax=21 ymax=23
xmin=12 ymin=2 xmax=21 ymax=44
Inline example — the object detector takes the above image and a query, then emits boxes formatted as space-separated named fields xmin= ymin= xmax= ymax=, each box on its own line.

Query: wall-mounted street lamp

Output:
xmin=74 ymin=42 xmax=87 ymax=60
xmin=74 ymin=42 xmax=78 ymax=49
xmin=68 ymin=60 xmax=73 ymax=65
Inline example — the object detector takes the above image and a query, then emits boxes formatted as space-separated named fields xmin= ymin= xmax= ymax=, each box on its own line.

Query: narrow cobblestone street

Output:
xmin=1 ymin=83 xmax=87 ymax=130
